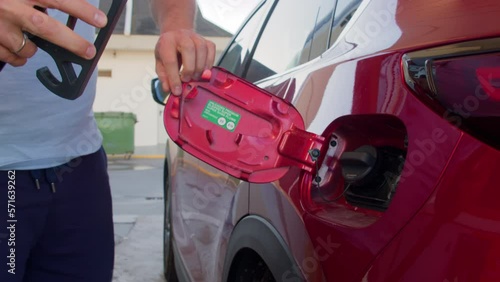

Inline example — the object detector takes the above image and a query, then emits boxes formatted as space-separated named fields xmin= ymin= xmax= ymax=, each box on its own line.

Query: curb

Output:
xmin=107 ymin=154 xmax=164 ymax=160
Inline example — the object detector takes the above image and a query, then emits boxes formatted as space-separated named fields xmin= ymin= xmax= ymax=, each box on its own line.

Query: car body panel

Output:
xmin=363 ymin=132 xmax=500 ymax=282
xmin=164 ymin=0 xmax=500 ymax=281
xmin=249 ymin=180 xmax=327 ymax=282
xmin=170 ymin=149 xmax=248 ymax=281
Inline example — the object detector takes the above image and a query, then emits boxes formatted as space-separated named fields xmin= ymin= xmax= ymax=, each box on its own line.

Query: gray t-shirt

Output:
xmin=0 ymin=1 xmax=102 ymax=170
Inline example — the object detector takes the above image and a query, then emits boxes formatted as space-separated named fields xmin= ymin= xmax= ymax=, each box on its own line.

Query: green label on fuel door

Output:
xmin=201 ymin=100 xmax=241 ymax=132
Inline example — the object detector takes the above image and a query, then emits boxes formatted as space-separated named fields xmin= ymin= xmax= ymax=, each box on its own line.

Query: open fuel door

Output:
xmin=163 ymin=67 xmax=325 ymax=183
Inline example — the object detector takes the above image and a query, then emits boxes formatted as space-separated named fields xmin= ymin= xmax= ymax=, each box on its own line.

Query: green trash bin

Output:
xmin=94 ymin=112 xmax=137 ymax=156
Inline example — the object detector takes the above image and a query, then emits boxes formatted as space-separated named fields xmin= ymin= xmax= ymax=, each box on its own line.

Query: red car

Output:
xmin=152 ymin=0 xmax=500 ymax=281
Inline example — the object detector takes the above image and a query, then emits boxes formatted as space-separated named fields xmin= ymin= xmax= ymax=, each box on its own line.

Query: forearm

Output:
xmin=150 ymin=0 xmax=196 ymax=32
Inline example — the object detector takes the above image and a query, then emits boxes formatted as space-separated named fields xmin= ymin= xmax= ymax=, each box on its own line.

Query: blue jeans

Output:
xmin=0 ymin=148 xmax=114 ymax=282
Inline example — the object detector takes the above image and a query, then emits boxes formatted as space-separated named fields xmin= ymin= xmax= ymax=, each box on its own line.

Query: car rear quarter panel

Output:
xmin=252 ymin=55 xmax=461 ymax=280
xmin=363 ymin=133 xmax=500 ymax=282
xmin=251 ymin=0 xmax=500 ymax=281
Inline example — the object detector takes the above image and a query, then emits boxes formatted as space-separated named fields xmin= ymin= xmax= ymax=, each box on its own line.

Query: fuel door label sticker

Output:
xmin=201 ymin=100 xmax=241 ymax=132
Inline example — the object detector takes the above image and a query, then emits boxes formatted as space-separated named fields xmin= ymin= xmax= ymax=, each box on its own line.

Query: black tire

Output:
xmin=222 ymin=216 xmax=305 ymax=282
xmin=163 ymin=166 xmax=178 ymax=281
xmin=230 ymin=250 xmax=276 ymax=282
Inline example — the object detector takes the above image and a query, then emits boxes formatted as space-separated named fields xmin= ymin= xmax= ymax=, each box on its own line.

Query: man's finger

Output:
xmin=156 ymin=34 xmax=183 ymax=95
xmin=15 ymin=39 xmax=37 ymax=59
xmin=0 ymin=21 xmax=37 ymax=59
xmin=37 ymin=0 xmax=108 ymax=28
xmin=0 ymin=45 xmax=27 ymax=67
xmin=19 ymin=8 xmax=97 ymax=59
xmin=192 ymin=36 xmax=207 ymax=80
xmin=206 ymin=40 xmax=216 ymax=70
xmin=10 ymin=33 xmax=37 ymax=59
xmin=178 ymin=36 xmax=196 ymax=83
xmin=155 ymin=60 xmax=170 ymax=93
xmin=5 ymin=1 xmax=106 ymax=59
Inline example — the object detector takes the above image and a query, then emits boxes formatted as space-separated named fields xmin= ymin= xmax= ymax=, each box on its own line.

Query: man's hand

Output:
xmin=0 ymin=0 xmax=108 ymax=67
xmin=154 ymin=28 xmax=216 ymax=96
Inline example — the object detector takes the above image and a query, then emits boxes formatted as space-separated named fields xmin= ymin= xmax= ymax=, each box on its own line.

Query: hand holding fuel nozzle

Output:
xmin=0 ymin=0 xmax=108 ymax=69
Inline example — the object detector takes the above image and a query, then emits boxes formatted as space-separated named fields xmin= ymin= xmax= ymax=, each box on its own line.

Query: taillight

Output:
xmin=403 ymin=38 xmax=500 ymax=149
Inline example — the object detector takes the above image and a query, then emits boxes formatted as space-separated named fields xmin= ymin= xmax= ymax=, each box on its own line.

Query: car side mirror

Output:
xmin=151 ymin=78 xmax=169 ymax=105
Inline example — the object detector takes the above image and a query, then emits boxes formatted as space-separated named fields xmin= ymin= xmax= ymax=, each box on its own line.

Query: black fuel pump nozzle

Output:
xmin=0 ymin=0 xmax=127 ymax=100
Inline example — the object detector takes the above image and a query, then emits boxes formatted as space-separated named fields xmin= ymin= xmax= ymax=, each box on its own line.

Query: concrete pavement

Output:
xmin=107 ymin=145 xmax=167 ymax=281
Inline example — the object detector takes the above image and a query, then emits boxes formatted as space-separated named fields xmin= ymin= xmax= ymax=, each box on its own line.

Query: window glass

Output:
xmin=218 ymin=1 xmax=271 ymax=77
xmin=98 ymin=0 xmax=126 ymax=34
xmin=330 ymin=0 xmax=362 ymax=46
xmin=131 ymin=1 xmax=159 ymax=35
xmin=245 ymin=0 xmax=325 ymax=83
xmin=308 ymin=0 xmax=337 ymax=62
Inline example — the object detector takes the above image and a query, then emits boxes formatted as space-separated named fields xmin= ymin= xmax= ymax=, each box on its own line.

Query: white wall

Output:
xmin=95 ymin=35 xmax=230 ymax=146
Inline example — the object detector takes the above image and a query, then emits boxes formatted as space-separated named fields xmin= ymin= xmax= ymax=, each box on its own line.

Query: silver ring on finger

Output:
xmin=13 ymin=33 xmax=28 ymax=54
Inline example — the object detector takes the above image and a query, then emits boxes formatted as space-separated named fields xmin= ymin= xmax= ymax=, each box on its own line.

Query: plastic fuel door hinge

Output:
xmin=0 ymin=1 xmax=127 ymax=100
xmin=163 ymin=67 xmax=326 ymax=183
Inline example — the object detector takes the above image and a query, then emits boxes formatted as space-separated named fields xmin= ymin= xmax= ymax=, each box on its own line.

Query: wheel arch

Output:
xmin=222 ymin=215 xmax=305 ymax=282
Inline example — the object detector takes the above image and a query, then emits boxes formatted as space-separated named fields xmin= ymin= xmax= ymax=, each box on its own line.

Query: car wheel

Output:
xmin=163 ymin=174 xmax=178 ymax=281
xmin=230 ymin=250 xmax=276 ymax=282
